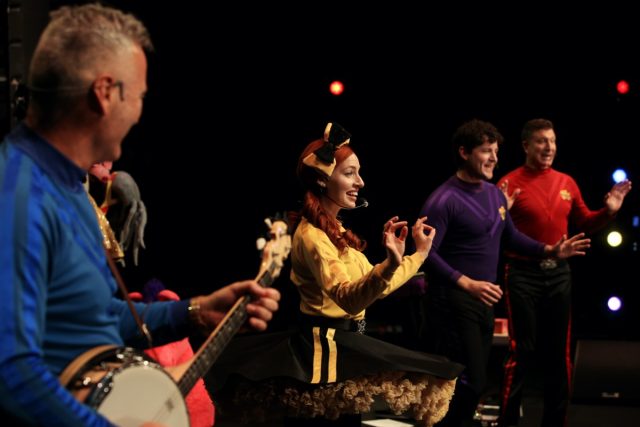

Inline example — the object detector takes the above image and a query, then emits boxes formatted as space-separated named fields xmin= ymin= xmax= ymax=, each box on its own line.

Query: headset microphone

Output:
xmin=326 ymin=195 xmax=369 ymax=210
xmin=354 ymin=198 xmax=369 ymax=209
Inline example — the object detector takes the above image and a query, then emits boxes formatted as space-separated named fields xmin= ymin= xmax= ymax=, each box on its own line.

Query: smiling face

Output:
xmin=94 ymin=45 xmax=147 ymax=161
xmin=458 ymin=139 xmax=499 ymax=182
xmin=321 ymin=152 xmax=365 ymax=217
xmin=113 ymin=45 xmax=147 ymax=142
xmin=524 ymin=128 xmax=556 ymax=171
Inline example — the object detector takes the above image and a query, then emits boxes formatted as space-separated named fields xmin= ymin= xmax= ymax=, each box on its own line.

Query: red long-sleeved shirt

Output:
xmin=498 ymin=166 xmax=611 ymax=254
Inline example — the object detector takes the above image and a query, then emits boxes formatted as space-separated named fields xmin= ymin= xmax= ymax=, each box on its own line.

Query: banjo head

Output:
xmin=67 ymin=346 xmax=190 ymax=427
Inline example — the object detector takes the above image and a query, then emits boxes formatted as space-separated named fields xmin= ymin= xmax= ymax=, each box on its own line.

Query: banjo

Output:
xmin=59 ymin=219 xmax=291 ymax=426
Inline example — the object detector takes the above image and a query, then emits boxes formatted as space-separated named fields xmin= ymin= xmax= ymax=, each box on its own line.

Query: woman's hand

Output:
xmin=412 ymin=216 xmax=436 ymax=260
xmin=382 ymin=216 xmax=408 ymax=268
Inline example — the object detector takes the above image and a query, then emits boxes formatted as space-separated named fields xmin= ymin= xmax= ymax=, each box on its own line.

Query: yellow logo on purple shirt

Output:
xmin=560 ymin=189 xmax=571 ymax=201
xmin=499 ymin=206 xmax=506 ymax=221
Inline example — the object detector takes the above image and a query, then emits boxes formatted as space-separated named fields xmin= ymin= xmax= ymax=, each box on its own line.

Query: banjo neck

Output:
xmin=58 ymin=220 xmax=290 ymax=426
xmin=174 ymin=293 xmax=252 ymax=395
xmin=170 ymin=219 xmax=290 ymax=396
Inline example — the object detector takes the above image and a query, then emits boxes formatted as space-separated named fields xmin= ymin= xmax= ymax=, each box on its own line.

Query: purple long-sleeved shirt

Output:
xmin=419 ymin=176 xmax=545 ymax=286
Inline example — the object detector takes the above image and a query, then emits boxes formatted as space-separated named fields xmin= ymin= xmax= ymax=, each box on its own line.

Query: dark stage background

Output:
xmin=2 ymin=1 xmax=639 ymax=343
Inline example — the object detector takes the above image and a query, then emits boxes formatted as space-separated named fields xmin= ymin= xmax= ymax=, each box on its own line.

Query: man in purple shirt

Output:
xmin=418 ymin=119 xmax=589 ymax=427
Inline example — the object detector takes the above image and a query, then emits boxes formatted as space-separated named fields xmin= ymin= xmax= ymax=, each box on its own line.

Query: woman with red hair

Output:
xmin=210 ymin=123 xmax=463 ymax=427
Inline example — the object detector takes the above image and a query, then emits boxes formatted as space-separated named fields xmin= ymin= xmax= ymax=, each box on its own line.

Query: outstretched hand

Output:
xmin=382 ymin=216 xmax=409 ymax=267
xmin=499 ymin=179 xmax=521 ymax=210
xmin=548 ymin=233 xmax=591 ymax=259
xmin=412 ymin=216 xmax=436 ymax=260
xmin=604 ymin=179 xmax=632 ymax=215
xmin=197 ymin=280 xmax=280 ymax=332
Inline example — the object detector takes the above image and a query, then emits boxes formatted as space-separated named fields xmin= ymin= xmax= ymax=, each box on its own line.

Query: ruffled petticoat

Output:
xmin=208 ymin=317 xmax=463 ymax=426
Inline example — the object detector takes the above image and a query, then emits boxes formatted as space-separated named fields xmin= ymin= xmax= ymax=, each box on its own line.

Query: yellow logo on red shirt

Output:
xmin=560 ymin=189 xmax=571 ymax=201
xmin=499 ymin=205 xmax=506 ymax=221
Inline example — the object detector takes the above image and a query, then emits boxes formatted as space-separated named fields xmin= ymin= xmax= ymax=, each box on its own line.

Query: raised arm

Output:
xmin=604 ymin=179 xmax=632 ymax=216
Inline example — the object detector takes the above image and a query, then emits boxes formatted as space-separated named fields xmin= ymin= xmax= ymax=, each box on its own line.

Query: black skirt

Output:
xmin=207 ymin=315 xmax=464 ymax=426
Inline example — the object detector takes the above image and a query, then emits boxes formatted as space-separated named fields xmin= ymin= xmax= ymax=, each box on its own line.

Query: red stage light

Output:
xmin=329 ymin=80 xmax=344 ymax=96
xmin=616 ymin=80 xmax=630 ymax=95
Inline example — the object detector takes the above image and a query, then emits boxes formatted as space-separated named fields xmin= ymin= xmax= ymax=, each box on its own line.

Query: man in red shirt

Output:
xmin=497 ymin=118 xmax=631 ymax=427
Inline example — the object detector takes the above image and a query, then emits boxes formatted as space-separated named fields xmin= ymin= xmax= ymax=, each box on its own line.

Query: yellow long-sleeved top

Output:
xmin=290 ymin=217 xmax=424 ymax=320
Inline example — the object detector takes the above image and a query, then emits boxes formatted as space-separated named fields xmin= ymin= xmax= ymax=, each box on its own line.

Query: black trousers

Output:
xmin=423 ymin=285 xmax=494 ymax=427
xmin=499 ymin=259 xmax=572 ymax=427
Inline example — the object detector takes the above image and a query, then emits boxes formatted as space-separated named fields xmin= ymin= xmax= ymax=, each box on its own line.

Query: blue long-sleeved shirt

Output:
xmin=419 ymin=175 xmax=545 ymax=286
xmin=0 ymin=124 xmax=190 ymax=426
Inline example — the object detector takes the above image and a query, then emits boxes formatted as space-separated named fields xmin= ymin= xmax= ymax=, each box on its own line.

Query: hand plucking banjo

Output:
xmin=59 ymin=219 xmax=291 ymax=426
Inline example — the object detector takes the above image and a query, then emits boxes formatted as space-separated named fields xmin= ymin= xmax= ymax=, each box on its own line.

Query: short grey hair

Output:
xmin=28 ymin=3 xmax=153 ymax=121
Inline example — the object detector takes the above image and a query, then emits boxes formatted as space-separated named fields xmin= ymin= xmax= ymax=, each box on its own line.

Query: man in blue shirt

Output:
xmin=0 ymin=4 xmax=280 ymax=426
